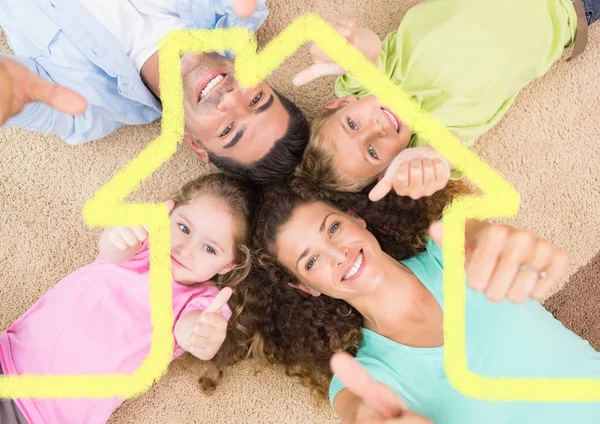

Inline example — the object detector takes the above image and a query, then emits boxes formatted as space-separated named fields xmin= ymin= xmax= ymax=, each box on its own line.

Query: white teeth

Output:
xmin=382 ymin=109 xmax=399 ymax=131
xmin=343 ymin=252 xmax=363 ymax=280
xmin=200 ymin=74 xmax=224 ymax=99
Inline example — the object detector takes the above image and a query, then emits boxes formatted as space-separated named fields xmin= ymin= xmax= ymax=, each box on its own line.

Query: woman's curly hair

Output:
xmin=240 ymin=176 xmax=471 ymax=400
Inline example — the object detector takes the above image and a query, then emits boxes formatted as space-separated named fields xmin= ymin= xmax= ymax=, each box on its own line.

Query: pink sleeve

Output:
xmin=94 ymin=239 xmax=150 ymax=272
xmin=180 ymin=288 xmax=233 ymax=321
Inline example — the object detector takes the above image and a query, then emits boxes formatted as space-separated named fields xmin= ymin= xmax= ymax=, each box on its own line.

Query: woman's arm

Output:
xmin=429 ymin=220 xmax=568 ymax=303
xmin=333 ymin=389 xmax=362 ymax=423
xmin=331 ymin=353 xmax=432 ymax=424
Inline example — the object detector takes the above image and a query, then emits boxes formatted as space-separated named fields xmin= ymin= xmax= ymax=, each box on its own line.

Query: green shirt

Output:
xmin=329 ymin=237 xmax=600 ymax=423
xmin=335 ymin=0 xmax=577 ymax=151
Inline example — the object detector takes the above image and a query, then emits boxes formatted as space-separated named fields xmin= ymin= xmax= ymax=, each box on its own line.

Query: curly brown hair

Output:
xmin=242 ymin=176 xmax=471 ymax=401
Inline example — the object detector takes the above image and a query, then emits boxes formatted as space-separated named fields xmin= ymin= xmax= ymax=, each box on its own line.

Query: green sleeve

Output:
xmin=334 ymin=30 xmax=400 ymax=99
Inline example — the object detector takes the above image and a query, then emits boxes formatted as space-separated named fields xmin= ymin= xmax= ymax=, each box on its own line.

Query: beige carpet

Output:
xmin=1 ymin=1 xmax=599 ymax=423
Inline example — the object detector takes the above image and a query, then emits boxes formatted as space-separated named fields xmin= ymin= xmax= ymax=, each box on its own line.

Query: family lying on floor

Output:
xmin=1 ymin=0 xmax=599 ymax=423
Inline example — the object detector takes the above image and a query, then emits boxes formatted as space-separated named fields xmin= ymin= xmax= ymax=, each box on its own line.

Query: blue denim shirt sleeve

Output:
xmin=179 ymin=0 xmax=269 ymax=33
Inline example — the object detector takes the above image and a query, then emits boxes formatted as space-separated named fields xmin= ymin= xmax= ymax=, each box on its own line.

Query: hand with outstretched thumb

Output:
xmin=331 ymin=352 xmax=433 ymax=423
xmin=369 ymin=146 xmax=451 ymax=202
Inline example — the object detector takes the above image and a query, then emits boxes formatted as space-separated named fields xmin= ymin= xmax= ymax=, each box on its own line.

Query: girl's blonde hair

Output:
xmin=170 ymin=172 xmax=252 ymax=288
xmin=297 ymin=109 xmax=374 ymax=192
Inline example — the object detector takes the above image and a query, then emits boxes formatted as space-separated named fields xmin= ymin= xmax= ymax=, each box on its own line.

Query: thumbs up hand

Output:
xmin=331 ymin=352 xmax=433 ymax=423
xmin=187 ymin=287 xmax=233 ymax=361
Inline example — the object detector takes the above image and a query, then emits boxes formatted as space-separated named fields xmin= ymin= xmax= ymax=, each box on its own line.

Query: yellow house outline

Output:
xmin=1 ymin=14 xmax=598 ymax=402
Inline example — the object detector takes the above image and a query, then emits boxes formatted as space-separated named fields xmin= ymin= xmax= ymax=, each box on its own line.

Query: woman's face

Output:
xmin=318 ymin=95 xmax=412 ymax=183
xmin=273 ymin=201 xmax=386 ymax=300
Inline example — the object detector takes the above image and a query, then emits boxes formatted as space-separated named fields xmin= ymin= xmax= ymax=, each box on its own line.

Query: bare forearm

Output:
xmin=355 ymin=27 xmax=382 ymax=65
xmin=464 ymin=219 xmax=489 ymax=239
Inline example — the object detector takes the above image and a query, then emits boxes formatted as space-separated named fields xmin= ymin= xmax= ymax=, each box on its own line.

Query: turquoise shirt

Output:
xmin=329 ymin=238 xmax=600 ymax=423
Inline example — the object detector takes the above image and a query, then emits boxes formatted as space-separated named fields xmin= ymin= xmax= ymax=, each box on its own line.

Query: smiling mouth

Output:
xmin=381 ymin=107 xmax=400 ymax=133
xmin=196 ymin=72 xmax=227 ymax=102
xmin=342 ymin=250 xmax=365 ymax=281
xmin=171 ymin=255 xmax=188 ymax=270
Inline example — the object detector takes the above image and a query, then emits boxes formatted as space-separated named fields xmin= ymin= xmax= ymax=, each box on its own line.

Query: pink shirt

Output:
xmin=0 ymin=240 xmax=231 ymax=424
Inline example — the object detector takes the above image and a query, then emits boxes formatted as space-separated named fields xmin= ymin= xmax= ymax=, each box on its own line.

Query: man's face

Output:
xmin=181 ymin=53 xmax=290 ymax=165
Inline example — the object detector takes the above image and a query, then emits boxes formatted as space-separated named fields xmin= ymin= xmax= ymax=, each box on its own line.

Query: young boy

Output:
xmin=295 ymin=0 xmax=598 ymax=201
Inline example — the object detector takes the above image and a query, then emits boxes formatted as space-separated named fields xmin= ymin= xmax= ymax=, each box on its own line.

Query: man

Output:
xmin=0 ymin=0 xmax=309 ymax=184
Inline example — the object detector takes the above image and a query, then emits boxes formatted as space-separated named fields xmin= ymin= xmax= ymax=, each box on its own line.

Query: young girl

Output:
xmin=0 ymin=173 xmax=252 ymax=424
xmin=295 ymin=0 xmax=599 ymax=201
xmin=247 ymin=178 xmax=600 ymax=424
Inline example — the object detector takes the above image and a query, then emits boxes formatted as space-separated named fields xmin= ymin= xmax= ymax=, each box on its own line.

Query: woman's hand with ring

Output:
xmin=429 ymin=220 xmax=568 ymax=303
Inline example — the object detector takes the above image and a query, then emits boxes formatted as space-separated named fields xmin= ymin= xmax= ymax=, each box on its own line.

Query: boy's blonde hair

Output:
xmin=171 ymin=173 xmax=252 ymax=288
xmin=297 ymin=109 xmax=375 ymax=192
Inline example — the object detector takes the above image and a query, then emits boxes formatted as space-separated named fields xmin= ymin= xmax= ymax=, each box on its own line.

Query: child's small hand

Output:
xmin=108 ymin=226 xmax=148 ymax=251
xmin=293 ymin=15 xmax=381 ymax=86
xmin=369 ymin=146 xmax=452 ymax=201
xmin=189 ymin=287 xmax=232 ymax=361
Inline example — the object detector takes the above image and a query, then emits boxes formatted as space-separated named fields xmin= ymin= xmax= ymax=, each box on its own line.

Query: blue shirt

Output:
xmin=330 ymin=237 xmax=600 ymax=423
xmin=0 ymin=0 xmax=268 ymax=145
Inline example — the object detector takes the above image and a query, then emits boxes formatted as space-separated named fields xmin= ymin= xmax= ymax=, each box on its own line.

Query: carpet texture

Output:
xmin=1 ymin=1 xmax=599 ymax=423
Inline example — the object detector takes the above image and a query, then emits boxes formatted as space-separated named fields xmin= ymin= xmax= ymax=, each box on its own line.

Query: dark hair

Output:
xmin=207 ymin=90 xmax=310 ymax=186
xmin=242 ymin=177 xmax=471 ymax=400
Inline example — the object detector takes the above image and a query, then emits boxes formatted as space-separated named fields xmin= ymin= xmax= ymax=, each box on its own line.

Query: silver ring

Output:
xmin=519 ymin=264 xmax=547 ymax=279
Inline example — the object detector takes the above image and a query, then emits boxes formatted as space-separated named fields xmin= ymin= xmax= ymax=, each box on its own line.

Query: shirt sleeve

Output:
xmin=188 ymin=0 xmax=268 ymax=38
xmin=93 ymin=238 xmax=151 ymax=273
xmin=425 ymin=231 xmax=444 ymax=266
xmin=0 ymin=54 xmax=126 ymax=145
xmin=179 ymin=285 xmax=233 ymax=321
xmin=333 ymin=29 xmax=399 ymax=99
xmin=172 ymin=283 xmax=233 ymax=356
xmin=214 ymin=0 xmax=269 ymax=32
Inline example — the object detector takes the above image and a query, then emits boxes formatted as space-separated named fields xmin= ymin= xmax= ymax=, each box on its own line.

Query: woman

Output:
xmin=294 ymin=0 xmax=600 ymax=201
xmin=248 ymin=179 xmax=600 ymax=424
